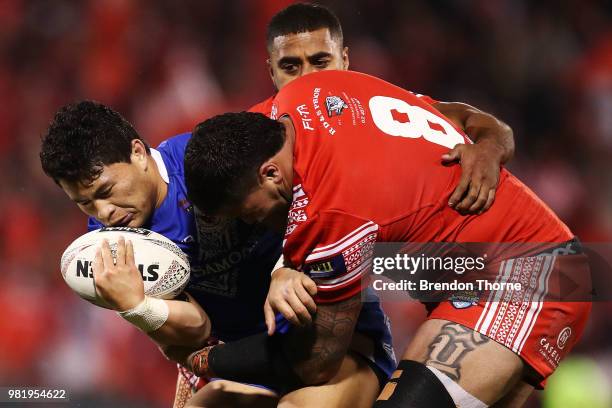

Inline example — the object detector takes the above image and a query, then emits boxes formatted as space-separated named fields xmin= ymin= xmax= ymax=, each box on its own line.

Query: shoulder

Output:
xmin=248 ymin=95 xmax=276 ymax=116
xmin=157 ymin=132 xmax=192 ymax=155
xmin=155 ymin=132 xmax=192 ymax=174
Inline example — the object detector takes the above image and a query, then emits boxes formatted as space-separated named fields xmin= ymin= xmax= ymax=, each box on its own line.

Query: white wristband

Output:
xmin=117 ymin=296 xmax=169 ymax=333
xmin=271 ymin=254 xmax=285 ymax=276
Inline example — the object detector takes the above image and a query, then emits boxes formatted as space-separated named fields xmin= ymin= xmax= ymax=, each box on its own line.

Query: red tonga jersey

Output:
xmin=272 ymin=71 xmax=590 ymax=384
xmin=250 ymin=90 xmax=436 ymax=118
xmin=271 ymin=70 xmax=572 ymax=304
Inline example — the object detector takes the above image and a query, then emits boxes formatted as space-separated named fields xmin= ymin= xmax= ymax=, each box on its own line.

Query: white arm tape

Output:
xmin=271 ymin=254 xmax=285 ymax=276
xmin=117 ymin=296 xmax=169 ymax=333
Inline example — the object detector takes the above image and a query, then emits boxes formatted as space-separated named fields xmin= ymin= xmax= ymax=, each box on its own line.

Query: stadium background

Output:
xmin=1 ymin=0 xmax=611 ymax=406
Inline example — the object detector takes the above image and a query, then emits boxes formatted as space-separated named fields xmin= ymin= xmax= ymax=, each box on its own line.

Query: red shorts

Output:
xmin=428 ymin=252 xmax=592 ymax=388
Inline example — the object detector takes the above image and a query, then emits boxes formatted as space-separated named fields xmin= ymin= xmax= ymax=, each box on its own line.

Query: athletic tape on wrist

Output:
xmin=117 ymin=296 xmax=169 ymax=332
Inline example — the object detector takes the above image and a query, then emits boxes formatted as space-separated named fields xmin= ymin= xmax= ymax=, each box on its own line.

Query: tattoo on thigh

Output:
xmin=425 ymin=322 xmax=489 ymax=381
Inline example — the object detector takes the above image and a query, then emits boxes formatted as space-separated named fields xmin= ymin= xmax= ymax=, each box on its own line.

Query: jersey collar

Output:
xmin=150 ymin=148 xmax=169 ymax=184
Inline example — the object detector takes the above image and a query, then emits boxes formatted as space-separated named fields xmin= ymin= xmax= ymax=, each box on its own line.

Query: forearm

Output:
xmin=189 ymin=294 xmax=361 ymax=391
xmin=464 ymin=115 xmax=514 ymax=164
xmin=435 ymin=101 xmax=514 ymax=163
xmin=147 ymin=293 xmax=211 ymax=349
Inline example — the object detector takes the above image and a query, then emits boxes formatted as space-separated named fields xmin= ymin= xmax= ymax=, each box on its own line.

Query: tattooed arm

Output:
xmin=186 ymin=293 xmax=362 ymax=390
xmin=283 ymin=293 xmax=362 ymax=384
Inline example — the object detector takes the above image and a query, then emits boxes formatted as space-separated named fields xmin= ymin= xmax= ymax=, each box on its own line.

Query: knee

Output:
xmin=184 ymin=381 xmax=230 ymax=408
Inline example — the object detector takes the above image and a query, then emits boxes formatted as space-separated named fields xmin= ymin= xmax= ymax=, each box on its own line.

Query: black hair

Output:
xmin=184 ymin=112 xmax=285 ymax=215
xmin=266 ymin=3 xmax=343 ymax=50
xmin=40 ymin=100 xmax=149 ymax=184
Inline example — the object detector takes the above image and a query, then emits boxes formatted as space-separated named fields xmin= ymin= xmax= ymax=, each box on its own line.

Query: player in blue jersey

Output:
xmin=40 ymin=101 xmax=395 ymax=407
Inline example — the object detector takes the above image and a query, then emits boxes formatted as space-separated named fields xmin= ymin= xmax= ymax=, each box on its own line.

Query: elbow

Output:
xmin=189 ymin=319 xmax=212 ymax=348
xmin=171 ymin=315 xmax=211 ymax=348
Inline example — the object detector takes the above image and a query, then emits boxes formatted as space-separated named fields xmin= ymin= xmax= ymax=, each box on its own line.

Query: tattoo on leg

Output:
xmin=425 ymin=322 xmax=489 ymax=381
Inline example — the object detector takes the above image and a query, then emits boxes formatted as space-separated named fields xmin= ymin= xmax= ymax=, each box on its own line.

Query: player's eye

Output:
xmin=314 ymin=59 xmax=330 ymax=68
xmin=281 ymin=64 xmax=298 ymax=74
xmin=97 ymin=187 xmax=113 ymax=199
xmin=77 ymin=200 xmax=91 ymax=207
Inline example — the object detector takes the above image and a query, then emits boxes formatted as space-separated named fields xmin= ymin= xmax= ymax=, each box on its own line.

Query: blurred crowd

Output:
xmin=0 ymin=0 xmax=611 ymax=406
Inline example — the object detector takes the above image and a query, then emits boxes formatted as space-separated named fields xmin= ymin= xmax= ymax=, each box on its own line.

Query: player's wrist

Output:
xmin=117 ymin=295 xmax=169 ymax=333
xmin=472 ymin=134 xmax=506 ymax=163
xmin=271 ymin=254 xmax=285 ymax=276
xmin=115 ymin=292 xmax=146 ymax=312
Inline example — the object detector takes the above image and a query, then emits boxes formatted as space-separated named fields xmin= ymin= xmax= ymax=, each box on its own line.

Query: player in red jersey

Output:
xmin=176 ymin=4 xmax=518 ymax=407
xmin=251 ymin=0 xmax=516 ymax=344
xmin=251 ymin=3 xmax=514 ymax=217
xmin=182 ymin=69 xmax=591 ymax=407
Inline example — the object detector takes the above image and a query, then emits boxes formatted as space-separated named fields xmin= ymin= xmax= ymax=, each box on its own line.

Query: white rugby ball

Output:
xmin=60 ymin=227 xmax=190 ymax=308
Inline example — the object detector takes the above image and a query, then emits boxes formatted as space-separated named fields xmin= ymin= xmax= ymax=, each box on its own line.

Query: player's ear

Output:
xmin=131 ymin=139 xmax=148 ymax=169
xmin=258 ymin=161 xmax=282 ymax=185
xmin=342 ymin=46 xmax=349 ymax=70
xmin=267 ymin=58 xmax=280 ymax=91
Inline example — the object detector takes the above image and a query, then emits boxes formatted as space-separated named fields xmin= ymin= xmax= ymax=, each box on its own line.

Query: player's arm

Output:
xmin=186 ymin=291 xmax=361 ymax=392
xmin=186 ymin=213 xmax=375 ymax=391
xmin=264 ymin=263 xmax=318 ymax=335
xmin=151 ymin=293 xmax=211 ymax=347
xmin=433 ymin=101 xmax=515 ymax=214
xmin=92 ymin=237 xmax=211 ymax=350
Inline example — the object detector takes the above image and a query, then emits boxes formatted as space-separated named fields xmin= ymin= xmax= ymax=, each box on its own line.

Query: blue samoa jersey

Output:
xmin=88 ymin=133 xmax=396 ymax=376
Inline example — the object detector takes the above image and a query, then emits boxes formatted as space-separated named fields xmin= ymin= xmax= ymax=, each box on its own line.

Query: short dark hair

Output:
xmin=266 ymin=3 xmax=343 ymax=50
xmin=184 ymin=112 xmax=285 ymax=215
xmin=40 ymin=101 xmax=149 ymax=184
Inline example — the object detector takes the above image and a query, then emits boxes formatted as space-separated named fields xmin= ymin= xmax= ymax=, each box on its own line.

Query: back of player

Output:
xmin=273 ymin=70 xmax=590 ymax=401
xmin=273 ymin=70 xmax=571 ymax=247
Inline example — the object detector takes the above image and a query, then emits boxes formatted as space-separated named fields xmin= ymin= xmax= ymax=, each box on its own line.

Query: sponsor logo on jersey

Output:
xmin=449 ymin=290 xmax=480 ymax=309
xmin=537 ymin=327 xmax=572 ymax=368
xmin=557 ymin=326 xmax=572 ymax=349
xmin=325 ymin=96 xmax=348 ymax=117
xmin=304 ymin=253 xmax=346 ymax=279
xmin=538 ymin=336 xmax=562 ymax=367
xmin=312 ymin=88 xmax=337 ymax=135
xmin=178 ymin=199 xmax=192 ymax=212
xmin=296 ymin=104 xmax=314 ymax=130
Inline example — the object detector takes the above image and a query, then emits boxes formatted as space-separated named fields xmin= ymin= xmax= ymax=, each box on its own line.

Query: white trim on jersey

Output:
xmin=514 ymin=255 xmax=555 ymax=353
xmin=475 ymin=259 xmax=514 ymax=333
xmin=305 ymin=221 xmax=378 ymax=262
xmin=475 ymin=255 xmax=555 ymax=354
xmin=151 ymin=148 xmax=169 ymax=184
